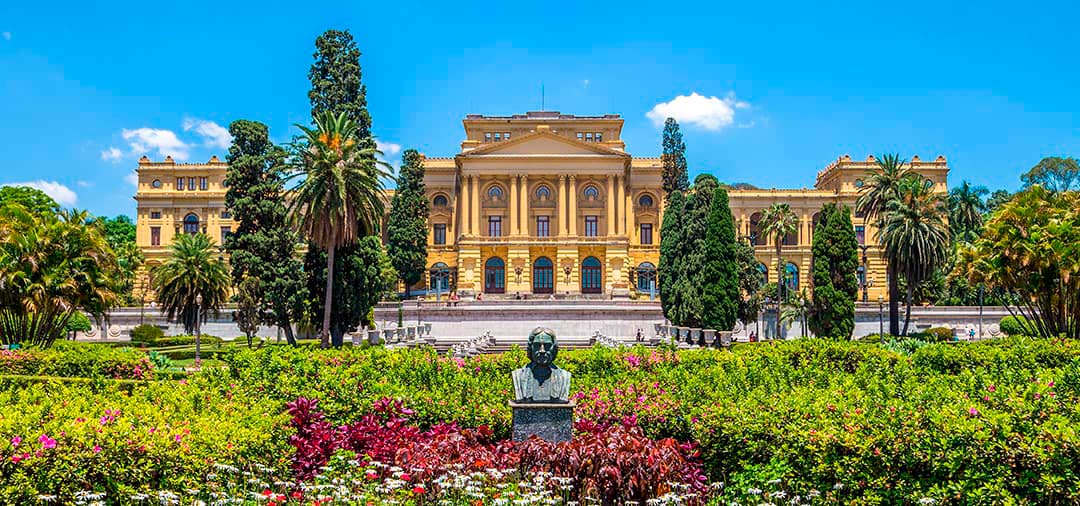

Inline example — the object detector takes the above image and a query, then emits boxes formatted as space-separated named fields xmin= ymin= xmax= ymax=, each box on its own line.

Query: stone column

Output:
xmin=509 ymin=175 xmax=519 ymax=236
xmin=624 ymin=181 xmax=634 ymax=242
xmin=459 ymin=175 xmax=470 ymax=236
xmin=568 ymin=175 xmax=578 ymax=237
xmin=617 ymin=176 xmax=626 ymax=236
xmin=520 ymin=175 xmax=529 ymax=236
xmin=606 ymin=175 xmax=616 ymax=236
xmin=470 ymin=175 xmax=480 ymax=237
xmin=557 ymin=175 xmax=567 ymax=237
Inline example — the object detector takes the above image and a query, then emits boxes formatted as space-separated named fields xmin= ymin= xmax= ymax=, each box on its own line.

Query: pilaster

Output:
xmin=606 ymin=175 xmax=616 ymax=236
xmin=568 ymin=175 xmax=578 ymax=237
xmin=470 ymin=175 xmax=480 ymax=237
xmin=557 ymin=175 xmax=567 ymax=237
xmin=509 ymin=175 xmax=519 ymax=236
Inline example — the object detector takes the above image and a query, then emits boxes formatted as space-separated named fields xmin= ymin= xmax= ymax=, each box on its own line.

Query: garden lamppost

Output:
xmin=194 ymin=294 xmax=202 ymax=364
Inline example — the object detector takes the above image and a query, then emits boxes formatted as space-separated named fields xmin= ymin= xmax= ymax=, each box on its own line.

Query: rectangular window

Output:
xmin=199 ymin=177 xmax=208 ymax=190
xmin=176 ymin=177 xmax=184 ymax=190
xmin=595 ymin=132 xmax=603 ymax=142
xmin=585 ymin=216 xmax=598 ymax=237
xmin=503 ymin=132 xmax=511 ymax=140
xmin=220 ymin=211 xmax=231 ymax=219
xmin=855 ymin=226 xmax=866 ymax=245
xmin=536 ymin=216 xmax=550 ymax=237
xmin=488 ymin=216 xmax=502 ymax=237
xmin=150 ymin=211 xmax=161 ymax=219
xmin=640 ymin=223 xmax=653 ymax=245
xmin=585 ymin=132 xmax=593 ymax=142
xmin=150 ymin=226 xmax=161 ymax=246
xmin=494 ymin=132 xmax=501 ymax=141
xmin=576 ymin=132 xmax=584 ymax=141
xmin=484 ymin=132 xmax=492 ymax=142
xmin=434 ymin=224 xmax=446 ymax=245
xmin=221 ymin=226 xmax=232 ymax=242
xmin=187 ymin=177 xmax=195 ymax=191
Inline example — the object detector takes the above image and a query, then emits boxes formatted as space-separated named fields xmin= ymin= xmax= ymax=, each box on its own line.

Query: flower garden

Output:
xmin=2 ymin=338 xmax=1079 ymax=505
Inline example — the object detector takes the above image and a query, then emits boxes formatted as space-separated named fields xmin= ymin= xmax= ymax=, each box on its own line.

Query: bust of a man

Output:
xmin=511 ymin=327 xmax=571 ymax=403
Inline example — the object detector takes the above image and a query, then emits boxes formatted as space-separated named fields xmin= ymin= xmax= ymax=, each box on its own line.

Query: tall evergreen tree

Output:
xmin=661 ymin=118 xmax=689 ymax=197
xmin=304 ymin=235 xmax=388 ymax=345
xmin=700 ymin=187 xmax=739 ymax=331
xmin=807 ymin=203 xmax=859 ymax=339
xmin=658 ymin=190 xmax=685 ymax=324
xmin=387 ymin=150 xmax=429 ymax=298
xmin=303 ymin=29 xmax=392 ymax=346
xmin=674 ymin=174 xmax=719 ymax=327
xmin=225 ymin=119 xmax=306 ymax=345
xmin=734 ymin=240 xmax=764 ymax=326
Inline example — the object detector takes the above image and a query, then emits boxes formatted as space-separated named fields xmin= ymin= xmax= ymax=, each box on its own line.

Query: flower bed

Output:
xmin=0 ymin=341 xmax=152 ymax=379
xmin=1 ymin=337 xmax=1079 ymax=504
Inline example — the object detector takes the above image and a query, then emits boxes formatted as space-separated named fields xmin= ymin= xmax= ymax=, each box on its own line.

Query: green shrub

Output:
xmin=150 ymin=335 xmax=225 ymax=347
xmin=64 ymin=312 xmax=92 ymax=335
xmin=922 ymin=326 xmax=955 ymax=342
xmin=0 ymin=342 xmax=152 ymax=379
xmin=1000 ymin=315 xmax=1030 ymax=336
xmin=129 ymin=324 xmax=164 ymax=343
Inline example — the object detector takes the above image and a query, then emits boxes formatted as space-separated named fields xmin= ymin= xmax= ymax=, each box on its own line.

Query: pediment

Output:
xmin=461 ymin=131 xmax=628 ymax=158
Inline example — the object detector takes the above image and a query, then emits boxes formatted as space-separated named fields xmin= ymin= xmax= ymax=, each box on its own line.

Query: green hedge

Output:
xmin=0 ymin=342 xmax=153 ymax=379
xmin=1000 ymin=315 xmax=1031 ymax=336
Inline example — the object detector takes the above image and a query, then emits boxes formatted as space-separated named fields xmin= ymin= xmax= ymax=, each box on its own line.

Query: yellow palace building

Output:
xmin=133 ymin=110 xmax=949 ymax=301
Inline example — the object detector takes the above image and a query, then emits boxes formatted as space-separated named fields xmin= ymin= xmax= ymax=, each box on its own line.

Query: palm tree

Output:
xmin=0 ymin=206 xmax=120 ymax=346
xmin=880 ymin=177 xmax=950 ymax=335
xmin=948 ymin=181 xmax=989 ymax=243
xmin=285 ymin=111 xmax=392 ymax=348
xmin=780 ymin=288 xmax=811 ymax=337
xmin=151 ymin=233 xmax=230 ymax=335
xmin=855 ymin=153 xmax=919 ymax=336
xmin=760 ymin=203 xmax=799 ymax=336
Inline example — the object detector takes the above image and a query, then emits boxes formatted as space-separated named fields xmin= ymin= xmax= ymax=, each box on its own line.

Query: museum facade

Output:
xmin=133 ymin=110 xmax=949 ymax=301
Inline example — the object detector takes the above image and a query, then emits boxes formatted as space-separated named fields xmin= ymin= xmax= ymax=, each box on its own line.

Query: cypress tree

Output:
xmin=700 ymin=187 xmax=739 ymax=331
xmin=678 ymin=174 xmax=719 ymax=327
xmin=661 ymin=118 xmax=689 ymax=197
xmin=224 ymin=120 xmax=306 ymax=345
xmin=808 ymin=203 xmax=859 ymax=339
xmin=658 ymin=190 xmax=686 ymax=324
xmin=387 ymin=149 xmax=429 ymax=298
xmin=305 ymin=235 xmax=387 ymax=345
xmin=304 ymin=29 xmax=386 ymax=346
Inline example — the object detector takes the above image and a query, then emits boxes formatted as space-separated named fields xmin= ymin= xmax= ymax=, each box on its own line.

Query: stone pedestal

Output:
xmin=509 ymin=401 xmax=576 ymax=443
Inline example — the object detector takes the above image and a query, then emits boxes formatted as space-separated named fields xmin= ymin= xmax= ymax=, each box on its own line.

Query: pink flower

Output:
xmin=1048 ymin=381 xmax=1055 ymax=388
xmin=987 ymin=385 xmax=996 ymax=392
xmin=38 ymin=434 xmax=56 ymax=449
xmin=174 ymin=434 xmax=183 ymax=443
xmin=93 ymin=445 xmax=102 ymax=453
xmin=968 ymin=407 xmax=979 ymax=417
xmin=10 ymin=436 xmax=21 ymax=447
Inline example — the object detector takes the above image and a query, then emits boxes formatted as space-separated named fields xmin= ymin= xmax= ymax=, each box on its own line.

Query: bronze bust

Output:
xmin=511 ymin=327 xmax=571 ymax=403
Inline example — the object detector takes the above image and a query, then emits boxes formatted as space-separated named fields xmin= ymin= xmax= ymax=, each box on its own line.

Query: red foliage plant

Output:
xmin=287 ymin=396 xmax=709 ymax=502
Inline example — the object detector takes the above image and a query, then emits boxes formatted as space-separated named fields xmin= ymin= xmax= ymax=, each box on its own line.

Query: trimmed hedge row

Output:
xmin=0 ymin=342 xmax=153 ymax=379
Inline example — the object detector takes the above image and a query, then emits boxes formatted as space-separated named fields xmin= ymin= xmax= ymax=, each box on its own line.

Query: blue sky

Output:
xmin=1 ymin=1 xmax=1077 ymax=218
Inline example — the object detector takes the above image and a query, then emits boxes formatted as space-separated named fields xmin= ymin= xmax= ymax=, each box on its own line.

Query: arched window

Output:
xmin=484 ymin=257 xmax=505 ymax=294
xmin=183 ymin=213 xmax=200 ymax=235
xmin=782 ymin=229 xmax=799 ymax=246
xmin=581 ymin=256 xmax=603 ymax=294
xmin=785 ymin=263 xmax=799 ymax=292
xmin=535 ymin=185 xmax=551 ymax=200
xmin=749 ymin=212 xmax=764 ymax=245
xmin=583 ymin=185 xmax=600 ymax=200
xmin=487 ymin=185 xmax=504 ymax=200
xmin=533 ymin=257 xmax=554 ymax=294
xmin=430 ymin=262 xmax=451 ymax=293
xmin=638 ymin=194 xmax=655 ymax=208
xmin=433 ymin=195 xmax=449 ymax=207
xmin=636 ymin=262 xmax=657 ymax=294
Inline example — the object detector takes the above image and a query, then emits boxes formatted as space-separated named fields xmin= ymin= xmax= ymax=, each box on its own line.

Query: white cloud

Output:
xmin=2 ymin=181 xmax=78 ymax=207
xmin=121 ymin=128 xmax=190 ymax=160
xmin=182 ymin=118 xmax=233 ymax=149
xmin=376 ymin=140 xmax=401 ymax=157
xmin=76 ymin=180 xmax=93 ymax=188
xmin=100 ymin=147 xmax=123 ymax=162
xmin=1 ymin=32 xmax=10 ymax=41
xmin=124 ymin=172 xmax=139 ymax=187
xmin=646 ymin=92 xmax=750 ymax=131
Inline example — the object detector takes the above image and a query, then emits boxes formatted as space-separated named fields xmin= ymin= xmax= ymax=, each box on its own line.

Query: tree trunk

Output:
xmin=776 ymin=243 xmax=783 ymax=339
xmin=321 ymin=244 xmax=335 ymax=349
xmin=887 ymin=261 xmax=900 ymax=336
xmin=902 ymin=281 xmax=913 ymax=336
xmin=404 ymin=281 xmax=410 ymax=300
xmin=281 ymin=319 xmax=297 ymax=346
